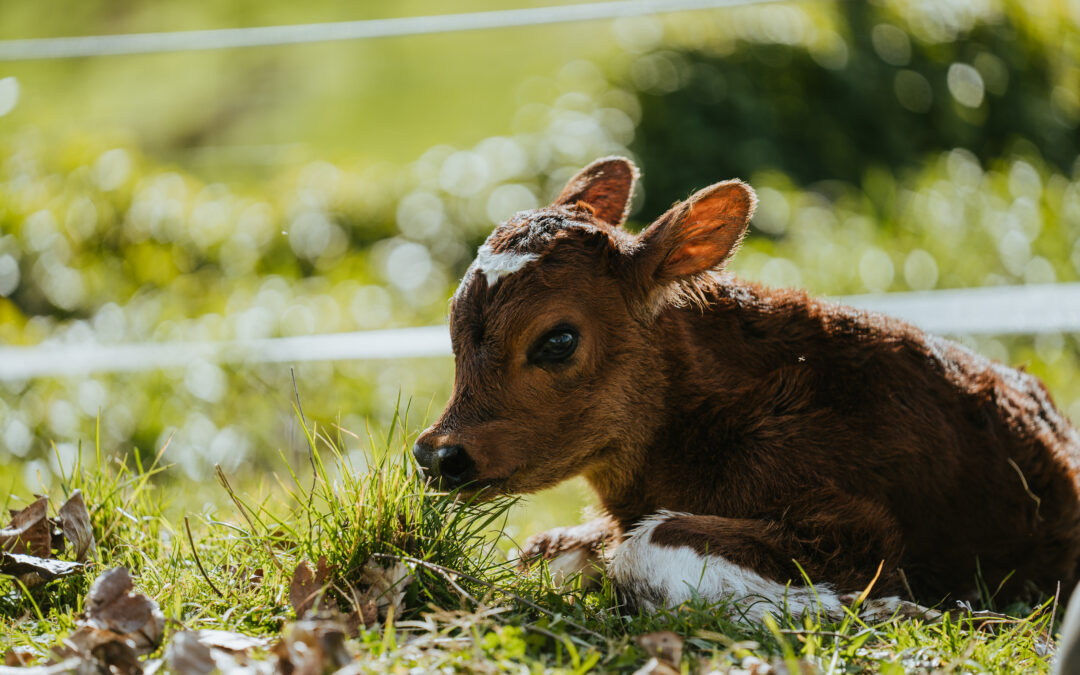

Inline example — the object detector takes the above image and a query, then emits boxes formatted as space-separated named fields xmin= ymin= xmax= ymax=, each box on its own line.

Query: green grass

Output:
xmin=0 ymin=406 xmax=1063 ymax=673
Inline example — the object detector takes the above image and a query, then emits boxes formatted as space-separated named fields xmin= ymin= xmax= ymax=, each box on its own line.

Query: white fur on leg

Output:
xmin=608 ymin=511 xmax=845 ymax=621
xmin=546 ymin=547 xmax=603 ymax=588
xmin=848 ymin=595 xmax=941 ymax=622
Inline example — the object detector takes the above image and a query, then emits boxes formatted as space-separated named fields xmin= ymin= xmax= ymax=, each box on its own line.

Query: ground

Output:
xmin=0 ymin=412 xmax=1062 ymax=674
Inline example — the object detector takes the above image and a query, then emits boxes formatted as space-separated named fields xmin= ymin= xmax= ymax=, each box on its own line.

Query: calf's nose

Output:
xmin=411 ymin=442 xmax=476 ymax=489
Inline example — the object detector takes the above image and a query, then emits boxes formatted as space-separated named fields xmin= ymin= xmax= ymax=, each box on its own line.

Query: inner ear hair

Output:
xmin=574 ymin=201 xmax=597 ymax=217
xmin=553 ymin=156 xmax=639 ymax=227
xmin=638 ymin=179 xmax=757 ymax=289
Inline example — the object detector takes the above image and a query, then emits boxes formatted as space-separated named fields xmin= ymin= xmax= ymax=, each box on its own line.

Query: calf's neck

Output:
xmin=413 ymin=157 xmax=1080 ymax=617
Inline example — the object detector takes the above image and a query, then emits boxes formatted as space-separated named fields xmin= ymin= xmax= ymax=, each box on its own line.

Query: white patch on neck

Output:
xmin=473 ymin=243 xmax=539 ymax=287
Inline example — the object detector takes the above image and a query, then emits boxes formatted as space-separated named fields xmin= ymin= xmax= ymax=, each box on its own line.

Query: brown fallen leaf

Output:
xmin=731 ymin=654 xmax=776 ymax=674
xmin=38 ymin=568 xmax=168 ymax=675
xmin=290 ymin=556 xmax=332 ymax=619
xmin=165 ymin=630 xmax=273 ymax=675
xmin=0 ymin=656 xmax=87 ymax=675
xmin=634 ymin=657 xmax=680 ymax=675
xmin=192 ymin=629 xmax=269 ymax=653
xmin=165 ymin=632 xmax=216 ymax=675
xmin=3 ymin=647 xmax=36 ymax=667
xmin=64 ymin=626 xmax=122 ymax=653
xmin=90 ymin=639 xmax=142 ymax=675
xmin=638 ymin=631 xmax=683 ymax=664
xmin=0 ymin=491 xmax=99 ymax=589
xmin=56 ymin=491 xmax=96 ymax=563
xmin=636 ymin=631 xmax=683 ymax=675
xmin=61 ymin=625 xmax=149 ymax=675
xmin=82 ymin=567 xmax=165 ymax=655
xmin=345 ymin=560 xmax=412 ymax=630
xmin=0 ymin=552 xmax=84 ymax=586
xmin=272 ymin=617 xmax=352 ymax=674
xmin=358 ymin=598 xmax=379 ymax=630
xmin=0 ymin=497 xmax=51 ymax=558
xmin=166 ymin=618 xmax=352 ymax=675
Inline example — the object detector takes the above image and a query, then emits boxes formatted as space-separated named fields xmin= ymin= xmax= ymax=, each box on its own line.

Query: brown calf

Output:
xmin=413 ymin=157 xmax=1080 ymax=619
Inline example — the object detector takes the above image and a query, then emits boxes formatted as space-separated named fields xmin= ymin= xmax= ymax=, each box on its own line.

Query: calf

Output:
xmin=413 ymin=157 xmax=1080 ymax=619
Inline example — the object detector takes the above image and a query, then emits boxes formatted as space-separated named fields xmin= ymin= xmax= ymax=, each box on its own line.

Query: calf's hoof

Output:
xmin=516 ymin=519 xmax=618 ymax=588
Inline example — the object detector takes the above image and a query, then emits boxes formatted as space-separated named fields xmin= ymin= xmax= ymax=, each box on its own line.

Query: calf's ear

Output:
xmin=553 ymin=157 xmax=638 ymax=227
xmin=635 ymin=180 xmax=756 ymax=287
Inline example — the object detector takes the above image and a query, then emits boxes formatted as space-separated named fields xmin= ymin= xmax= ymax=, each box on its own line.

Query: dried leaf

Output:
xmin=4 ymin=648 xmax=36 ymax=666
xmin=289 ymin=556 xmax=331 ymax=619
xmin=733 ymin=654 xmax=775 ymax=674
xmin=0 ymin=552 xmax=84 ymax=584
xmin=164 ymin=621 xmax=353 ymax=675
xmin=191 ymin=629 xmax=269 ymax=653
xmin=272 ymin=618 xmax=351 ymax=674
xmin=83 ymin=567 xmax=165 ymax=655
xmin=351 ymin=560 xmax=411 ymax=626
xmin=89 ymin=640 xmax=142 ymax=675
xmin=164 ymin=632 xmax=215 ymax=675
xmin=0 ymin=497 xmax=51 ymax=558
xmin=166 ymin=629 xmax=275 ymax=675
xmin=633 ymin=657 xmax=680 ymax=675
xmin=637 ymin=631 xmax=683 ymax=667
xmin=64 ymin=626 xmax=126 ymax=654
xmin=56 ymin=491 xmax=96 ymax=563
xmin=359 ymin=599 xmax=379 ymax=629
xmin=63 ymin=624 xmax=151 ymax=674
xmin=44 ymin=644 xmax=79 ymax=664
xmin=0 ymin=657 xmax=89 ymax=675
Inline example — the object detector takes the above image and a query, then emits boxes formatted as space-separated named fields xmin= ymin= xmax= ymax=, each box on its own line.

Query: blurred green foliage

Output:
xmin=0 ymin=1 xmax=1078 ymax=533
xmin=0 ymin=0 xmax=618 ymax=168
xmin=631 ymin=1 xmax=1080 ymax=213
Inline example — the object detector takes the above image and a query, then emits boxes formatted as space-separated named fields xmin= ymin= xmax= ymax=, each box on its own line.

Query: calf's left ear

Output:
xmin=635 ymin=180 xmax=756 ymax=287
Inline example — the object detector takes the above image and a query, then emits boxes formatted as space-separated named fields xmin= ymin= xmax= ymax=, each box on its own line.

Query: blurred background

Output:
xmin=1 ymin=0 xmax=1079 ymax=539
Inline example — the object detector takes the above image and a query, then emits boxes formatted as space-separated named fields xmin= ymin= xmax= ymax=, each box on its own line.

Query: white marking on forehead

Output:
xmin=472 ymin=243 xmax=539 ymax=287
xmin=451 ymin=213 xmax=598 ymax=300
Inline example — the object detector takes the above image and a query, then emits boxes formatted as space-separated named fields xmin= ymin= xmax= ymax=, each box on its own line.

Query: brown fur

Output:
xmin=417 ymin=157 xmax=1080 ymax=605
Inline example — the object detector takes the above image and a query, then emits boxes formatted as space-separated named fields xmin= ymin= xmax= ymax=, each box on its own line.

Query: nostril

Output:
xmin=412 ymin=442 xmax=436 ymax=474
xmin=435 ymin=445 xmax=474 ymax=483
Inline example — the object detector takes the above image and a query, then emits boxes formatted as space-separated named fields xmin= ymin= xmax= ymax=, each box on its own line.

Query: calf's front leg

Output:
xmin=609 ymin=511 xmax=931 ymax=622
xmin=517 ymin=515 xmax=620 ymax=586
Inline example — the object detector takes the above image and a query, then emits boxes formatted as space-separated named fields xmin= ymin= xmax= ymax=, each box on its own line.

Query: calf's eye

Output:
xmin=531 ymin=328 xmax=579 ymax=364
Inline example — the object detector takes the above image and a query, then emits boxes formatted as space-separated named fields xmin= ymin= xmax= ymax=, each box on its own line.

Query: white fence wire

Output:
xmin=1 ymin=283 xmax=1078 ymax=381
xmin=2 ymin=1 xmax=1077 ymax=381
xmin=0 ymin=0 xmax=780 ymax=61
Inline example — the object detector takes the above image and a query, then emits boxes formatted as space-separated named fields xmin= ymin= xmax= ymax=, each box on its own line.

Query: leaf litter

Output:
xmin=3 ymin=558 xmax=418 ymax=673
xmin=150 ymin=557 xmax=416 ymax=673
xmin=0 ymin=484 xmax=422 ymax=675
xmin=0 ymin=490 xmax=96 ymax=587
xmin=289 ymin=556 xmax=413 ymax=633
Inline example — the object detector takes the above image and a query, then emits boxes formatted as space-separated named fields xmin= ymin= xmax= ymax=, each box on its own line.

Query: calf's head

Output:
xmin=413 ymin=157 xmax=756 ymax=494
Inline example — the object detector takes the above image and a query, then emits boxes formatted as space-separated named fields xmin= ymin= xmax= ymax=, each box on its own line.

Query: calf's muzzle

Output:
xmin=412 ymin=442 xmax=476 ymax=489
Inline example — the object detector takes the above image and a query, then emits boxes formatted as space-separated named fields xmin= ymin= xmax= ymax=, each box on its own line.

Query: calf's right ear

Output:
xmin=634 ymin=180 xmax=756 ymax=289
xmin=553 ymin=157 xmax=639 ymax=227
